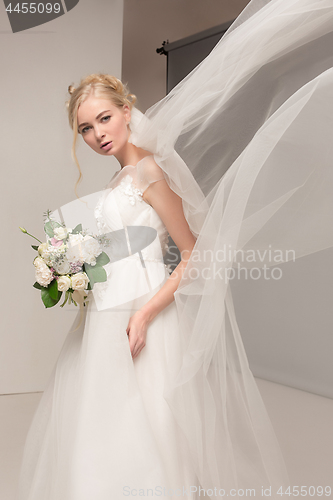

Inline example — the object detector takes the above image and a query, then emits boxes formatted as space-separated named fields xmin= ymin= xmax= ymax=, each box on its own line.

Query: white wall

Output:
xmin=0 ymin=0 xmax=124 ymax=394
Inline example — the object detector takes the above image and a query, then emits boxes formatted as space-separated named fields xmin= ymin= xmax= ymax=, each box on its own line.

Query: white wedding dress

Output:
xmin=19 ymin=0 xmax=333 ymax=498
xmin=18 ymin=156 xmax=201 ymax=499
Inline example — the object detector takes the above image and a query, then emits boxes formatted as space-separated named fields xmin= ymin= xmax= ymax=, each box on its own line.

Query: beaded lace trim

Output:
xmin=94 ymin=191 xmax=111 ymax=236
xmin=118 ymin=174 xmax=144 ymax=205
xmin=94 ymin=175 xmax=171 ymax=276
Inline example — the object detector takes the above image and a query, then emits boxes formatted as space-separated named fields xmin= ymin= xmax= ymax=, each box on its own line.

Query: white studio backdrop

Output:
xmin=0 ymin=0 xmax=123 ymax=394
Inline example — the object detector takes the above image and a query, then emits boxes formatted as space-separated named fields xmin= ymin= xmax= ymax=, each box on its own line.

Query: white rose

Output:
xmin=57 ymin=275 xmax=71 ymax=292
xmin=71 ymin=272 xmax=89 ymax=290
xmin=37 ymin=244 xmax=54 ymax=265
xmin=34 ymin=258 xmax=54 ymax=287
xmin=34 ymin=256 xmax=47 ymax=269
xmin=38 ymin=242 xmax=48 ymax=256
xmin=54 ymin=227 xmax=69 ymax=240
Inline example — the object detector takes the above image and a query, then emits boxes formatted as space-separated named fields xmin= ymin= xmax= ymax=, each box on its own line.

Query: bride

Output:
xmin=72 ymin=76 xmax=197 ymax=361
xmin=18 ymin=0 xmax=333 ymax=498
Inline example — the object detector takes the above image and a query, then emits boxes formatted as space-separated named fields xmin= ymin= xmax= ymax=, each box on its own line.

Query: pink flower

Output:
xmin=50 ymin=237 xmax=63 ymax=248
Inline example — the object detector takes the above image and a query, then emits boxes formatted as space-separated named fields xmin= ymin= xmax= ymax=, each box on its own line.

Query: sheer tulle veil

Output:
xmin=126 ymin=0 xmax=333 ymax=492
xmin=59 ymin=0 xmax=333 ymax=494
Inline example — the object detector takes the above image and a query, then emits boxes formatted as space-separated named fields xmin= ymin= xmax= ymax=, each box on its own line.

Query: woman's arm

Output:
xmin=126 ymin=176 xmax=197 ymax=358
xmin=140 ymin=178 xmax=197 ymax=322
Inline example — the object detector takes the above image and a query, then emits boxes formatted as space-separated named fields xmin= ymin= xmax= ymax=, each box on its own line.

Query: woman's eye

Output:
xmin=101 ymin=115 xmax=111 ymax=122
xmin=81 ymin=126 xmax=90 ymax=134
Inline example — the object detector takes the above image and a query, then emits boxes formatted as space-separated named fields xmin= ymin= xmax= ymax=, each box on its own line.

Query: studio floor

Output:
xmin=1 ymin=378 xmax=333 ymax=499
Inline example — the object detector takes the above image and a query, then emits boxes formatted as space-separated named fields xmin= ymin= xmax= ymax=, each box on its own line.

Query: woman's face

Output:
xmin=77 ymin=95 xmax=131 ymax=158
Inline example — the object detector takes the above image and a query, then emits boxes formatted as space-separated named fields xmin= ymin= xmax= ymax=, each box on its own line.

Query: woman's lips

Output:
xmin=101 ymin=141 xmax=112 ymax=151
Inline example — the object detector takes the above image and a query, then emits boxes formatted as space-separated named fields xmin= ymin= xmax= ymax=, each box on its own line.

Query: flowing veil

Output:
xmin=56 ymin=0 xmax=333 ymax=495
xmin=126 ymin=0 xmax=333 ymax=493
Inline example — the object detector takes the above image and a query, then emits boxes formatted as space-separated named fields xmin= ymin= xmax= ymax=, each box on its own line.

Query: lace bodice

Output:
xmin=94 ymin=156 xmax=170 ymax=265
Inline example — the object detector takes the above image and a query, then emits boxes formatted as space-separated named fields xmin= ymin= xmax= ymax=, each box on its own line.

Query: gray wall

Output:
xmin=0 ymin=0 xmax=123 ymax=394
xmin=122 ymin=0 xmax=250 ymax=111
xmin=231 ymin=250 xmax=333 ymax=399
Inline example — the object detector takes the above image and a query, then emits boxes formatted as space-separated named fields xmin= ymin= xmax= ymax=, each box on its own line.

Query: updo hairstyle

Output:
xmin=66 ymin=74 xmax=137 ymax=197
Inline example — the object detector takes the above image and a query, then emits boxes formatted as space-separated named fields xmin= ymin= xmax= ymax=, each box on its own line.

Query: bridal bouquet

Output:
xmin=20 ymin=210 xmax=110 ymax=308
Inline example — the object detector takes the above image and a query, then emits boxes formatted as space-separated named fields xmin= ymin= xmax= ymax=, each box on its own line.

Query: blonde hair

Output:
xmin=66 ymin=74 xmax=137 ymax=198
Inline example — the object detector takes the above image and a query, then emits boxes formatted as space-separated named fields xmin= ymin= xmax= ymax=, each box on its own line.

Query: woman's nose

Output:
xmin=95 ymin=126 xmax=105 ymax=140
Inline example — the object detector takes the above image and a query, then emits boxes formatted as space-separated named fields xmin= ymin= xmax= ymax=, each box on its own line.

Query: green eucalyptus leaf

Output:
xmin=84 ymin=264 xmax=107 ymax=289
xmin=48 ymin=279 xmax=59 ymax=300
xmin=33 ymin=281 xmax=44 ymax=290
xmin=72 ymin=224 xmax=82 ymax=234
xmin=41 ymin=288 xmax=62 ymax=308
xmin=96 ymin=251 xmax=110 ymax=266
xmin=44 ymin=220 xmax=62 ymax=238
xmin=44 ymin=221 xmax=55 ymax=238
xmin=31 ymin=245 xmax=39 ymax=251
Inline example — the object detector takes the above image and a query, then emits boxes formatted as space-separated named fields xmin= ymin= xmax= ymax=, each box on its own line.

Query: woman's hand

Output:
xmin=126 ymin=309 xmax=151 ymax=359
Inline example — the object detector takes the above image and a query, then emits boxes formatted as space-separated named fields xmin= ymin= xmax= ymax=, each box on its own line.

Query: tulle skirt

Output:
xmin=18 ymin=272 xmax=200 ymax=499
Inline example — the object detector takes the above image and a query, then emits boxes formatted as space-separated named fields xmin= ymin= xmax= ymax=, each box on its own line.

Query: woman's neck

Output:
xmin=115 ymin=142 xmax=151 ymax=169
